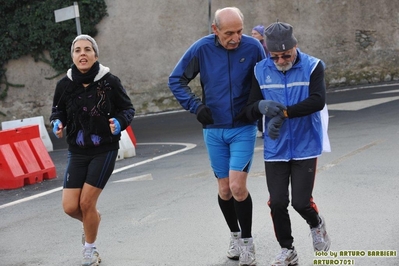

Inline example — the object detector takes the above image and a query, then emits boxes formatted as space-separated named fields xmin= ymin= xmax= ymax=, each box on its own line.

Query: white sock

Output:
xmin=84 ymin=242 xmax=96 ymax=248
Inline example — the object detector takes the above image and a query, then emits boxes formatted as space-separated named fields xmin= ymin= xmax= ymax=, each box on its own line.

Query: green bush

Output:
xmin=0 ymin=0 xmax=107 ymax=103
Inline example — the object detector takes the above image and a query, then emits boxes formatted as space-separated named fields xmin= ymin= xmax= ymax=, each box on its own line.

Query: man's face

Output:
xmin=212 ymin=20 xmax=243 ymax=50
xmin=270 ymin=46 xmax=297 ymax=72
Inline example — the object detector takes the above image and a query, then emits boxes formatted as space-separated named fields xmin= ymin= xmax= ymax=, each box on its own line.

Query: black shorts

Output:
xmin=63 ymin=150 xmax=118 ymax=189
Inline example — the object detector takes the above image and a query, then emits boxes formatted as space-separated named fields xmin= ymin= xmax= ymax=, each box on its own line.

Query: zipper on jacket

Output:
xmin=227 ymin=51 xmax=234 ymax=127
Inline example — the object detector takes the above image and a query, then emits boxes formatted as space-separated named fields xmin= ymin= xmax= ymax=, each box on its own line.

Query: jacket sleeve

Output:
xmin=111 ymin=75 xmax=135 ymax=130
xmin=237 ymin=42 xmax=267 ymax=122
xmin=168 ymin=46 xmax=203 ymax=114
xmin=286 ymin=61 xmax=326 ymax=118
xmin=241 ymin=72 xmax=264 ymax=122
xmin=49 ymin=78 xmax=68 ymax=126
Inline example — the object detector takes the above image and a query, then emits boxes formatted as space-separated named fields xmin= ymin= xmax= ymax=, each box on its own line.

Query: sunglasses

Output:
xmin=270 ymin=54 xmax=292 ymax=61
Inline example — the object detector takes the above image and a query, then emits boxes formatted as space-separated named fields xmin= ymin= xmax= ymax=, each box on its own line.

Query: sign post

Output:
xmin=208 ymin=0 xmax=212 ymax=34
xmin=54 ymin=2 xmax=81 ymax=35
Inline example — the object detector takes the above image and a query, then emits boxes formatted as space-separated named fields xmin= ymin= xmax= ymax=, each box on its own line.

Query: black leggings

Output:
xmin=265 ymin=158 xmax=320 ymax=248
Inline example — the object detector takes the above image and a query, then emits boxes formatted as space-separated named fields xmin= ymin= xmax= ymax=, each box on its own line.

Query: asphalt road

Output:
xmin=0 ymin=82 xmax=398 ymax=266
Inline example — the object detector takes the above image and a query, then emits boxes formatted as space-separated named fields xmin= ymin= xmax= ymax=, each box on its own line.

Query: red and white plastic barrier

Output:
xmin=1 ymin=116 xmax=53 ymax=152
xmin=116 ymin=125 xmax=137 ymax=161
xmin=0 ymin=125 xmax=57 ymax=190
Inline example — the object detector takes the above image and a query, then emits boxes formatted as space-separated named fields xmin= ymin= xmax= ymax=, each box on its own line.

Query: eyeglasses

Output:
xmin=270 ymin=54 xmax=292 ymax=61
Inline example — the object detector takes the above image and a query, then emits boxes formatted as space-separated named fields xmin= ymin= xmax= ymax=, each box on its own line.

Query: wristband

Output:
xmin=283 ymin=109 xmax=288 ymax=118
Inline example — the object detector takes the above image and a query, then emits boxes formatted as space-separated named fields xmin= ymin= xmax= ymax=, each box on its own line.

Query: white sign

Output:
xmin=54 ymin=2 xmax=81 ymax=35
xmin=54 ymin=4 xmax=79 ymax=23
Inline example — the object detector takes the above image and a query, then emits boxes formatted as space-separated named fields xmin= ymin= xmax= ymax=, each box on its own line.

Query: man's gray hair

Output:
xmin=70 ymin=34 xmax=99 ymax=57
xmin=213 ymin=7 xmax=244 ymax=29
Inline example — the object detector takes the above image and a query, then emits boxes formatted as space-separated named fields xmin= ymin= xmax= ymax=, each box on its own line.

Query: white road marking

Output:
xmin=0 ymin=187 xmax=63 ymax=210
xmin=112 ymin=174 xmax=153 ymax=183
xmin=328 ymin=96 xmax=399 ymax=111
xmin=112 ymin=142 xmax=196 ymax=174
xmin=0 ymin=142 xmax=196 ymax=210
xmin=254 ymin=145 xmax=263 ymax=152
xmin=327 ymin=82 xmax=399 ymax=93
xmin=373 ymin=89 xmax=399 ymax=94
xmin=317 ymin=139 xmax=384 ymax=173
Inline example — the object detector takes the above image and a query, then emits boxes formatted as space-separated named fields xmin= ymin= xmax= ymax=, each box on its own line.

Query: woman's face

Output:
xmin=72 ymin=40 xmax=98 ymax=73
xmin=251 ymin=30 xmax=263 ymax=41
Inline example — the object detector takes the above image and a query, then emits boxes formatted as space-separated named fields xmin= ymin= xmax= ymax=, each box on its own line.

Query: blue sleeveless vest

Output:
xmin=254 ymin=50 xmax=324 ymax=161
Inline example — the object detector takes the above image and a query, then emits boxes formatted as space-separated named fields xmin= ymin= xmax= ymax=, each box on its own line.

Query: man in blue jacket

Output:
xmin=168 ymin=6 xmax=271 ymax=266
xmin=242 ymin=21 xmax=331 ymax=265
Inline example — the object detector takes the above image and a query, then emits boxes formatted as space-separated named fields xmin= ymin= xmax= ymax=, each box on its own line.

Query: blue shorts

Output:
xmin=203 ymin=125 xmax=257 ymax=178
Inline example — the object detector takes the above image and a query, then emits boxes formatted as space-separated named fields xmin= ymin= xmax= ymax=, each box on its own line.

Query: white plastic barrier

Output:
xmin=116 ymin=129 xmax=136 ymax=161
xmin=1 ymin=116 xmax=53 ymax=152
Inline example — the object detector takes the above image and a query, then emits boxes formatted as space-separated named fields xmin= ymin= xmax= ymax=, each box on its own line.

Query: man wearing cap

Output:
xmin=242 ymin=21 xmax=331 ymax=265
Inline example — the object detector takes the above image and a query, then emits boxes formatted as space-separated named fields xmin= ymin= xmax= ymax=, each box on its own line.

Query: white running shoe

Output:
xmin=239 ymin=238 xmax=256 ymax=266
xmin=227 ymin=232 xmax=241 ymax=260
xmin=311 ymin=215 xmax=331 ymax=251
xmin=271 ymin=248 xmax=299 ymax=266
xmin=81 ymin=247 xmax=101 ymax=266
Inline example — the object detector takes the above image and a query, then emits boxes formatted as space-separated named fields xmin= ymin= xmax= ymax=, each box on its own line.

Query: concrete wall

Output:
xmin=1 ymin=0 xmax=399 ymax=126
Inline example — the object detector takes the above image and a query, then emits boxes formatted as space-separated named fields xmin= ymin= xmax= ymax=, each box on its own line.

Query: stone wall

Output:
xmin=1 ymin=0 xmax=399 ymax=125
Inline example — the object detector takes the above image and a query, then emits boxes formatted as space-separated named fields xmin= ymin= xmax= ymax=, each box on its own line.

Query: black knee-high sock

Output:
xmin=218 ymin=195 xmax=240 ymax=232
xmin=234 ymin=193 xmax=253 ymax=238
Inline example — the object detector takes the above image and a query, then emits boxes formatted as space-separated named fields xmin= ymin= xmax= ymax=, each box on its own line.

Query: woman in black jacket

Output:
xmin=50 ymin=34 xmax=135 ymax=266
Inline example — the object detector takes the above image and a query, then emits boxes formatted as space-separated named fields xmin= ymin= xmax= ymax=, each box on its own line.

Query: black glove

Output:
xmin=258 ymin=100 xmax=286 ymax=118
xmin=234 ymin=108 xmax=252 ymax=123
xmin=196 ymin=105 xmax=214 ymax=125
xmin=267 ymin=115 xmax=285 ymax=140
